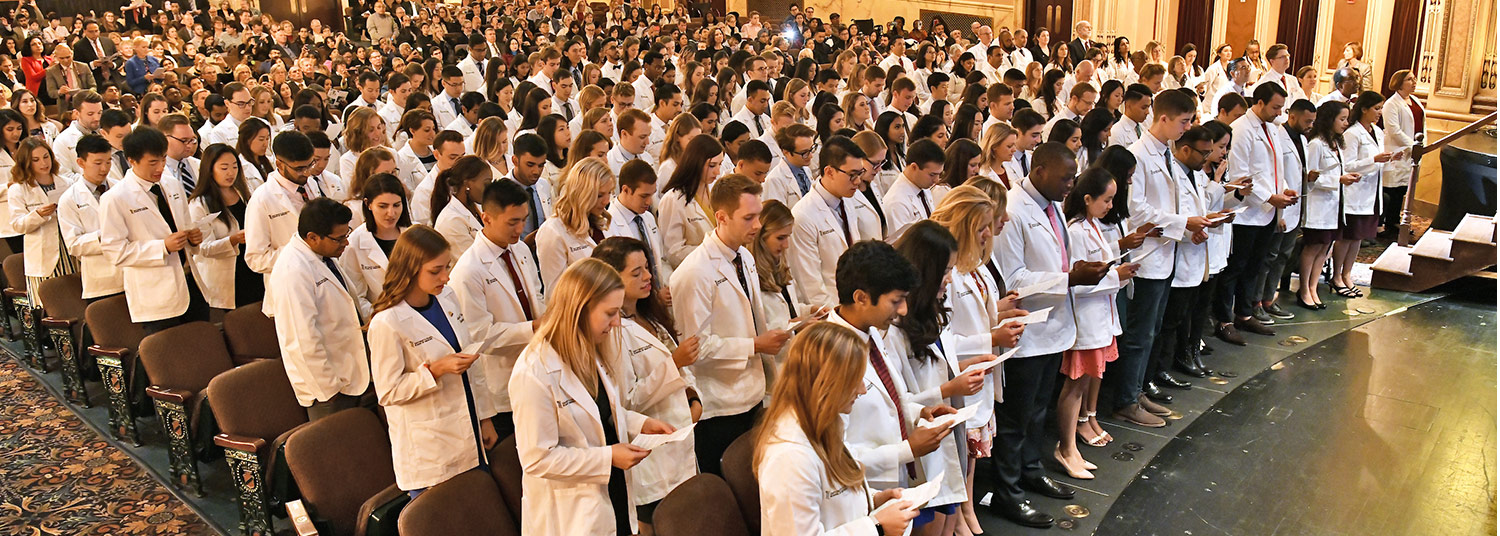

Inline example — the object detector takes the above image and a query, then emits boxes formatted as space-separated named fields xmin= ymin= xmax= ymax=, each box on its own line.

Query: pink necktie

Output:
xmin=1044 ymin=202 xmax=1069 ymax=269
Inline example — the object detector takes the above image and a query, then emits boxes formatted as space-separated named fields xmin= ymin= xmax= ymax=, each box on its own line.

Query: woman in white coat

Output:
xmin=657 ymin=135 xmax=722 ymax=269
xmin=889 ymin=220 xmax=996 ymax=536
xmin=340 ymin=173 xmax=409 ymax=314
xmin=1300 ymin=102 xmax=1357 ymax=309
xmin=537 ymin=157 xmax=612 ymax=290
xmin=750 ymin=200 xmax=823 ymax=390
xmin=342 ymin=147 xmax=399 ymax=230
xmin=592 ymin=237 xmax=701 ymax=534
xmin=8 ymin=138 xmax=76 ymax=307
xmin=0 ymin=109 xmax=24 ymax=253
xmin=1332 ymin=92 xmax=1395 ymax=298
xmin=510 ymin=258 xmax=675 ymax=536
xmin=754 ymin=322 xmax=918 ymax=536
xmin=235 ymin=119 xmax=274 ymax=191
xmin=1380 ymin=70 xmax=1423 ymax=235
xmin=367 ymin=225 xmax=500 ymax=495
xmin=187 ymin=144 xmax=257 ymax=310
xmin=431 ymin=156 xmax=491 ymax=257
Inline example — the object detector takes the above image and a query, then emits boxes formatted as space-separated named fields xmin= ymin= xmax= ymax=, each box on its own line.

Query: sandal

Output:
xmin=1087 ymin=411 xmax=1114 ymax=443
xmin=1075 ymin=418 xmax=1107 ymax=447
xmin=1333 ymin=285 xmax=1361 ymax=298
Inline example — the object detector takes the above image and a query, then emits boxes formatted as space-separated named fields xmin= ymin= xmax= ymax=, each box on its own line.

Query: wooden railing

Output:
xmin=1398 ymin=111 xmax=1498 ymax=247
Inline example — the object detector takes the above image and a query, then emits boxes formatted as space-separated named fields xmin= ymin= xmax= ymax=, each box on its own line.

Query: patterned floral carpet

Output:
xmin=0 ymin=357 xmax=215 ymax=535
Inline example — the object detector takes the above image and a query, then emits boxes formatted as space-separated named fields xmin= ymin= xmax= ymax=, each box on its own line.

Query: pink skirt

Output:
xmin=1062 ymin=341 xmax=1119 ymax=380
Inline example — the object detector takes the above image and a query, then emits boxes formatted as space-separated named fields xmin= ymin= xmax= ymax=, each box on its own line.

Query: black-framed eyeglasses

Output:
xmin=831 ymin=166 xmax=862 ymax=177
xmin=279 ymin=159 xmax=315 ymax=174
xmin=793 ymin=142 xmax=819 ymax=158
xmin=167 ymin=135 xmax=197 ymax=145
xmin=229 ymin=99 xmax=252 ymax=107
xmin=322 ymin=230 xmax=352 ymax=243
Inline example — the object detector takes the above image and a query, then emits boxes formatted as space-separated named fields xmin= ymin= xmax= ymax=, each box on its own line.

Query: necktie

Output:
xmin=867 ymin=342 xmax=917 ymax=479
xmin=524 ymin=185 xmax=542 ymax=234
xmin=835 ymin=202 xmax=853 ymax=246
xmin=562 ymin=101 xmax=574 ymax=120
xmin=475 ymin=59 xmax=484 ymax=76
xmin=149 ymin=183 xmax=184 ymax=264
xmin=632 ymin=214 xmax=659 ymax=280
xmin=116 ymin=152 xmax=130 ymax=175
xmin=780 ymin=286 xmax=797 ymax=317
xmin=66 ymin=64 xmax=76 ymax=88
xmin=752 ymin=115 xmax=764 ymax=136
xmin=790 ymin=166 xmax=810 ymax=195
xmin=177 ymin=161 xmax=194 ymax=192
xmin=1134 ymin=122 xmax=1141 ymax=138
xmin=94 ymin=40 xmax=103 ymax=59
xmin=296 ymin=185 xmax=310 ymax=203
xmin=95 ymin=180 xmax=108 ymax=197
xmin=1020 ymin=152 xmax=1029 ymax=175
xmin=322 ymin=257 xmax=349 ymax=291
xmin=1260 ymin=122 xmax=1281 ymax=193
xmin=731 ymin=253 xmax=752 ymax=299
xmin=1043 ymin=202 xmax=1068 ymax=269
xmin=917 ymin=189 xmax=931 ymax=216
xmin=500 ymin=249 xmax=535 ymax=320
xmin=450 ymin=97 xmax=461 ymax=117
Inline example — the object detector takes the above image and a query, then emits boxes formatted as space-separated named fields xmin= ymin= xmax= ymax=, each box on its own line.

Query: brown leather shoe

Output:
xmin=1234 ymin=316 xmax=1276 ymax=336
xmin=1137 ymin=394 xmax=1172 ymax=417
xmin=1113 ymin=403 xmax=1166 ymax=427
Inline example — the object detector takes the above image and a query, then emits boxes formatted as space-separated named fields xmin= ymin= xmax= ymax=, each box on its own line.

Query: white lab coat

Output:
xmin=887 ymin=323 xmax=968 ymax=507
xmin=369 ymin=287 xmax=497 ymax=491
xmin=244 ymin=172 xmax=321 ymax=315
xmin=57 ymin=178 xmax=123 ymax=298
xmin=100 ymin=172 xmax=210 ymax=322
xmin=849 ymin=190 xmax=886 ymax=243
xmin=1340 ymin=122 xmax=1384 ymax=216
xmin=509 ymin=339 xmax=646 ymax=536
xmin=759 ymin=277 xmax=811 ymax=391
xmin=1226 ymin=113 xmax=1286 ymax=227
xmin=187 ymin=197 xmax=244 ymax=309
xmin=9 ymin=175 xmax=75 ymax=276
xmin=606 ymin=145 xmax=657 ymax=178
xmin=1067 ymin=218 xmax=1125 ymax=350
xmin=1108 ymin=115 xmax=1145 ymax=148
xmin=613 ymin=318 xmax=697 ymax=505
xmin=1168 ymin=158 xmax=1212 ymax=289
xmin=410 ymin=167 xmax=440 ymax=226
xmin=789 ymin=184 xmax=875 ymax=308
xmin=882 ymin=175 xmax=942 ymax=242
xmin=338 ymin=224 xmax=395 ymax=314
xmin=757 ymin=412 xmax=881 ymax=536
xmin=395 ymin=143 xmax=431 ymax=193
xmin=268 ymin=237 xmax=370 ymax=407
xmin=604 ymin=200 xmax=672 ymax=284
xmin=458 ymin=56 xmax=487 ymax=94
xmin=1382 ymin=94 xmax=1423 ymax=188
xmin=828 ymin=312 xmax=926 ymax=489
xmin=433 ymin=197 xmax=482 ymax=255
xmin=52 ymin=122 xmax=88 ymax=177
xmin=535 ymin=218 xmax=599 ymax=291
xmin=764 ymin=159 xmax=810 ymax=209
xmin=994 ymin=178 xmax=1084 ymax=357
xmin=432 ymin=90 xmax=464 ymax=128
xmin=1127 ymin=133 xmax=1192 ymax=280
xmin=1302 ymin=138 xmax=1345 ymax=230
xmin=669 ymin=231 xmax=768 ymax=419
xmin=948 ymin=266 xmax=1001 ymax=429
xmin=450 ymin=232 xmax=545 ymax=414
xmin=656 ymin=188 xmax=712 ymax=270
xmin=240 ymin=155 xmax=268 ymax=192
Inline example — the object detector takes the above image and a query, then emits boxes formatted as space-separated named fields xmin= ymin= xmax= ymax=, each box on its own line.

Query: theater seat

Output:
xmin=283 ymin=408 xmax=407 ymax=536
xmin=720 ymin=433 xmax=761 ymax=534
xmin=38 ymin=274 xmax=90 ymax=405
xmin=486 ymin=435 xmax=525 ymax=526
xmin=86 ymin=294 xmax=149 ymax=445
xmin=223 ymin=301 xmax=281 ymax=363
xmin=655 ymin=473 xmax=751 ymax=536
xmin=139 ymin=321 xmax=236 ymax=495
xmin=3 ymin=253 xmax=42 ymax=369
xmin=208 ymin=359 xmax=309 ymax=535
xmin=397 ymin=469 xmax=517 ymax=536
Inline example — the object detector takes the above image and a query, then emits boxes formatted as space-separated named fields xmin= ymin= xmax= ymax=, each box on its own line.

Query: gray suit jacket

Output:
xmin=45 ymin=62 xmax=96 ymax=111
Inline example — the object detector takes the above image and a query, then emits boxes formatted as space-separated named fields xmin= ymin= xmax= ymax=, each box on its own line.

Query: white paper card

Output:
xmin=918 ymin=405 xmax=980 ymax=430
xmin=999 ymin=306 xmax=1052 ymax=327
xmin=191 ymin=211 xmax=221 ymax=232
xmin=1014 ymin=274 xmax=1067 ymax=298
xmin=631 ymin=423 xmax=695 ymax=450
xmin=1131 ymin=240 xmax=1169 ymax=261
xmin=958 ymin=346 xmax=1020 ymax=377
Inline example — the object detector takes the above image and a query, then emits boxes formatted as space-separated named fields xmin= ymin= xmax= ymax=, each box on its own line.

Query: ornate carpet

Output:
xmin=0 ymin=357 xmax=215 ymax=535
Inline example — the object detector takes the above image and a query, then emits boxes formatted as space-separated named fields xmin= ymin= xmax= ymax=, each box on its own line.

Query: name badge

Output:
xmin=818 ymin=228 xmax=836 ymax=237
xmin=628 ymin=344 xmax=651 ymax=357
xmin=409 ymin=336 xmax=435 ymax=348
xmin=713 ymin=276 xmax=728 ymax=286
xmin=130 ymin=207 xmax=149 ymax=215
xmin=556 ymin=398 xmax=576 ymax=408
xmin=269 ymin=210 xmax=291 ymax=219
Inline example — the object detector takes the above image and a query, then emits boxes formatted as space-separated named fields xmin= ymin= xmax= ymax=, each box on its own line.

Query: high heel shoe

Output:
xmin=1053 ymin=446 xmax=1095 ymax=480
xmin=1297 ymin=296 xmax=1321 ymax=311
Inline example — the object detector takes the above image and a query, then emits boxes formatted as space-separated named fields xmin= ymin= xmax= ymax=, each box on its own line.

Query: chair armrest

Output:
xmin=357 ymin=483 xmax=410 ymax=536
xmin=285 ymin=499 xmax=320 ymax=536
xmin=40 ymin=317 xmax=75 ymax=329
xmin=88 ymin=345 xmax=132 ymax=359
xmin=3 ymin=288 xmax=25 ymax=299
xmin=146 ymin=386 xmax=191 ymax=404
xmin=213 ymin=433 xmax=267 ymax=453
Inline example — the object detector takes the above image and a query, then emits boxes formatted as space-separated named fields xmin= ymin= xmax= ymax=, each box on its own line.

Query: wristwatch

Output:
xmin=874 ymin=521 xmax=886 ymax=536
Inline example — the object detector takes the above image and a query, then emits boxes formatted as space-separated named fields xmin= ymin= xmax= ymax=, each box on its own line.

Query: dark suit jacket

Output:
xmin=45 ymin=62 xmax=96 ymax=113
xmin=1028 ymin=44 xmax=1050 ymax=67
xmin=71 ymin=36 xmax=118 ymax=82
xmin=1067 ymin=38 xmax=1089 ymax=68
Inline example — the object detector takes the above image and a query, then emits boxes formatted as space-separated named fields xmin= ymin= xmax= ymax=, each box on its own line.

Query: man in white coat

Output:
xmin=606 ymin=160 xmax=671 ymax=288
xmin=207 ymin=82 xmax=254 ymax=147
xmin=762 ymin=124 xmax=816 ymax=208
xmin=451 ymin=179 xmax=546 ymax=440
xmin=245 ymin=132 xmax=328 ymax=316
xmin=411 ymin=131 xmax=468 ymax=226
xmin=432 ymin=66 xmax=466 ymax=129
xmin=1218 ymin=83 xmax=1295 ymax=342
xmin=829 ymin=240 xmax=953 ymax=490
xmin=992 ymin=142 xmax=1110 ymax=528
xmin=1111 ymin=90 xmax=1211 ymax=427
xmin=1107 ymin=87 xmax=1152 ymax=148
xmin=159 ymin=115 xmax=201 ymax=194
xmin=506 ymin=134 xmax=554 ymax=238
xmin=53 ymin=91 xmax=103 ymax=177
xmin=458 ymin=34 xmax=490 ymax=93
xmin=729 ymin=80 xmax=775 ymax=147
xmin=789 ymin=137 xmax=875 ymax=308
xmin=268 ymin=198 xmax=371 ymax=420
xmin=669 ymin=174 xmax=789 ymax=475
xmin=99 ymin=127 xmax=208 ymax=332
xmin=609 ymin=109 xmax=658 ymax=178
xmin=882 ymin=139 xmax=946 ymax=242
xmin=57 ymin=134 xmax=123 ymax=301
xmin=1148 ymin=127 xmax=1219 ymax=389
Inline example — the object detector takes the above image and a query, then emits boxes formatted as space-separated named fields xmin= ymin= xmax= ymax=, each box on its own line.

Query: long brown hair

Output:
xmin=10 ymin=137 xmax=56 ymax=186
xmin=372 ymin=225 xmax=450 ymax=315
xmin=752 ymin=199 xmax=794 ymax=293
xmin=753 ymin=322 xmax=868 ymax=490
xmin=532 ymin=258 xmax=625 ymax=395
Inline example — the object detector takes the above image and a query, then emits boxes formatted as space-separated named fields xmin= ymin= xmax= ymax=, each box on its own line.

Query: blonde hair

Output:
xmin=559 ymin=130 xmax=612 ymax=183
xmin=533 ymin=258 xmax=625 ymax=394
xmin=771 ymin=100 xmax=798 ymax=122
xmin=929 ymin=185 xmax=996 ymax=272
xmin=980 ymin=122 xmax=1018 ymax=168
xmin=349 ymin=146 xmax=396 ymax=201
xmin=964 ymin=175 xmax=1010 ymax=217
xmin=581 ymin=107 xmax=613 ymax=135
xmin=576 ymin=84 xmax=605 ymax=112
xmin=784 ymin=78 xmax=812 ymax=122
xmin=472 ymin=117 xmax=510 ymax=166
xmin=752 ymin=199 xmax=794 ymax=292
xmin=753 ymin=322 xmax=869 ymax=490
xmin=553 ymin=157 xmax=614 ymax=236
xmin=372 ymin=225 xmax=450 ymax=314
xmin=659 ymin=112 xmax=701 ymax=164
xmin=344 ymin=106 xmax=388 ymax=154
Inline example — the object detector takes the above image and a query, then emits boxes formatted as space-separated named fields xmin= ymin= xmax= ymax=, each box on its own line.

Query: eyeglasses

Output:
xmin=167 ymin=135 xmax=197 ymax=145
xmin=279 ymin=159 xmax=315 ymax=174
xmin=229 ymin=99 xmax=252 ymax=107
xmin=831 ymin=166 xmax=862 ymax=177
xmin=793 ymin=142 xmax=819 ymax=158
xmin=322 ymin=230 xmax=351 ymax=243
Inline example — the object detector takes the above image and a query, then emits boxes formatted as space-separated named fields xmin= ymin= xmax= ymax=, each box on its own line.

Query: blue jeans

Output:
xmin=1108 ymin=276 xmax=1173 ymax=410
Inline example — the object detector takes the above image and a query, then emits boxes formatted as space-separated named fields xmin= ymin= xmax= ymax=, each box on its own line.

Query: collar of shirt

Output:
xmin=1019 ymin=176 xmax=1049 ymax=209
xmin=612 ymin=145 xmax=637 ymax=162
xmin=813 ymin=181 xmax=842 ymax=210
xmin=610 ymin=198 xmax=643 ymax=219
xmin=1141 ymin=130 xmax=1170 ymax=158
xmin=706 ymin=227 xmax=739 ymax=261
xmin=128 ymin=170 xmax=156 ymax=191
xmin=166 ymin=156 xmax=188 ymax=174
xmin=273 ymin=172 xmax=304 ymax=196
xmin=828 ymin=310 xmax=872 ymax=342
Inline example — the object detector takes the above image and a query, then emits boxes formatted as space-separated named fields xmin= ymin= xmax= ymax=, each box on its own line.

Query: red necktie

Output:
xmin=868 ymin=343 xmax=917 ymax=479
xmin=500 ymin=249 xmax=534 ymax=321
xmin=1260 ymin=122 xmax=1281 ymax=193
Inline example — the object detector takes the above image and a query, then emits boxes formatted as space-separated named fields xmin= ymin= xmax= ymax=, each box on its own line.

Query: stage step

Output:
xmin=1371 ymin=214 xmax=1497 ymax=292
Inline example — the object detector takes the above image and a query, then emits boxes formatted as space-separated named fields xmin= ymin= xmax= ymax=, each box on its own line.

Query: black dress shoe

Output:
xmin=1191 ymin=348 xmax=1216 ymax=377
xmin=1174 ymin=354 xmax=1209 ymax=377
xmin=1022 ymin=475 xmax=1076 ymax=499
xmin=1155 ymin=371 xmax=1191 ymax=389
xmin=992 ymin=500 xmax=1054 ymax=528
xmin=1143 ymin=381 xmax=1174 ymax=403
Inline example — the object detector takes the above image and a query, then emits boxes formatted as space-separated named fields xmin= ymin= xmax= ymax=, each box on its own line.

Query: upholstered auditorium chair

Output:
xmin=222 ymin=302 xmax=281 ymax=364
xmin=486 ymin=435 xmax=525 ymax=529
xmin=655 ymin=473 xmax=752 ymax=536
xmin=38 ymin=274 xmax=90 ymax=406
xmin=720 ymin=433 xmax=762 ymax=534
xmin=397 ymin=469 xmax=517 ymax=535
xmin=3 ymin=253 xmax=42 ymax=368
xmin=139 ymin=321 xmax=236 ymax=496
xmin=86 ymin=294 xmax=149 ymax=445
xmin=283 ymin=408 xmax=408 ymax=536
xmin=208 ymin=358 xmax=310 ymax=536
